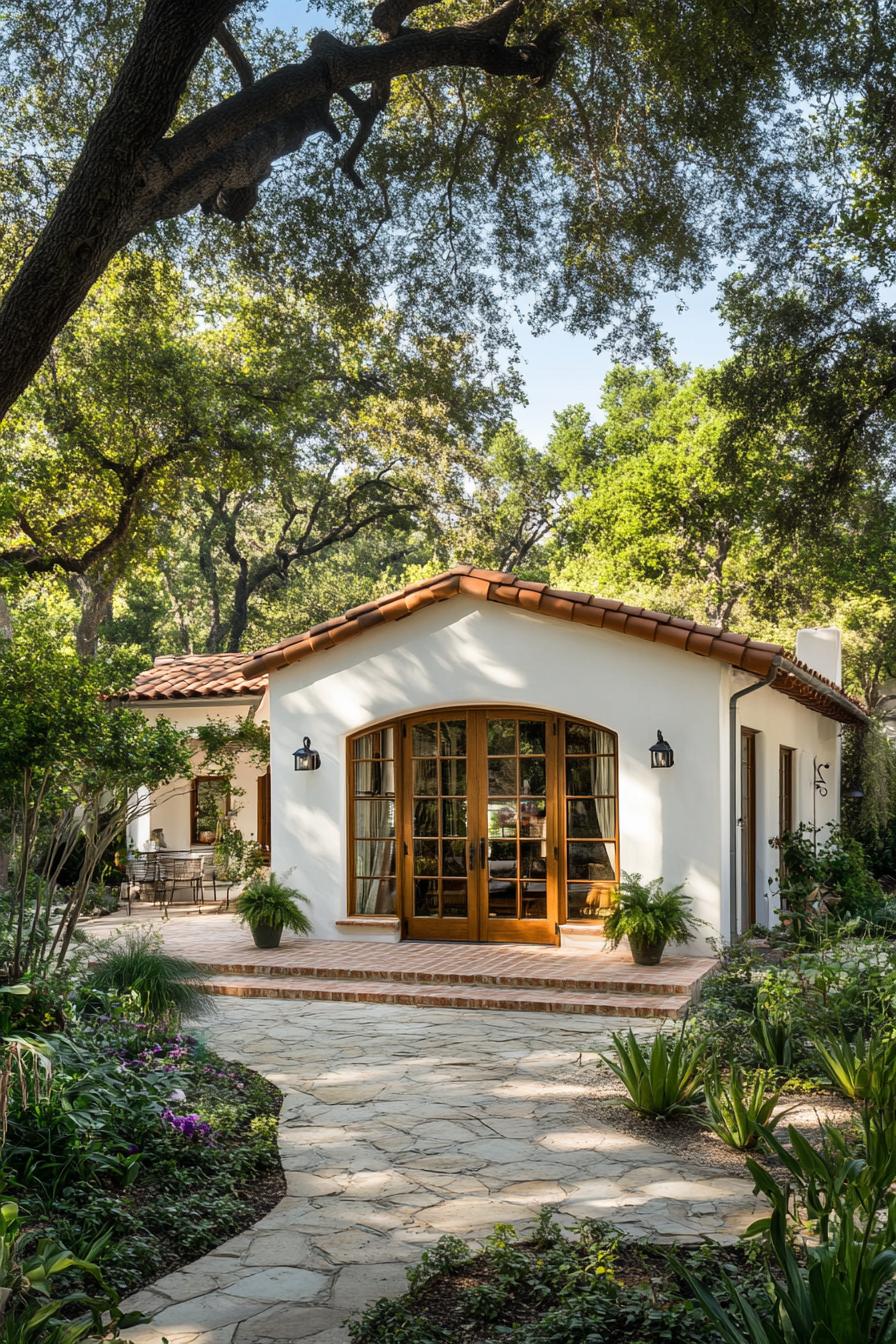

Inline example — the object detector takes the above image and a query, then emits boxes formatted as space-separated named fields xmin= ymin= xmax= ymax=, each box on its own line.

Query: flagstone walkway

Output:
xmin=123 ymin=997 xmax=760 ymax=1344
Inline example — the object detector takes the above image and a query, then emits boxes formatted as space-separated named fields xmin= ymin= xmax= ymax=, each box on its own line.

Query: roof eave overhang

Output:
xmin=237 ymin=567 xmax=868 ymax=728
xmin=773 ymin=659 xmax=869 ymax=727
xmin=126 ymin=693 xmax=264 ymax=709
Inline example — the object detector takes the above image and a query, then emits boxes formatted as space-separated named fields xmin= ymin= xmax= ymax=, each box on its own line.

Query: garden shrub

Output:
xmin=689 ymin=929 xmax=896 ymax=1082
xmin=87 ymin=929 xmax=214 ymax=1025
xmin=776 ymin=824 xmax=884 ymax=924
xmin=348 ymin=1213 xmax=769 ymax=1344
xmin=0 ymin=1198 xmax=147 ymax=1342
xmin=0 ymin=981 xmax=283 ymax=1301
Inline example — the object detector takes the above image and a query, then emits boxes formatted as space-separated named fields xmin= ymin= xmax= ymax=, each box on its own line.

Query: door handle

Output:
xmin=468 ymin=841 xmax=476 ymax=872
xmin=479 ymin=837 xmax=487 ymax=869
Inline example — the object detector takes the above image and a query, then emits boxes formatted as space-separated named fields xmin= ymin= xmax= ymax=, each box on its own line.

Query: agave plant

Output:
xmin=674 ymin=1120 xmax=896 ymax=1344
xmin=750 ymin=1010 xmax=795 ymax=1070
xmin=812 ymin=1028 xmax=896 ymax=1116
xmin=673 ymin=1201 xmax=896 ymax=1344
xmin=701 ymin=1064 xmax=786 ymax=1151
xmin=600 ymin=1024 xmax=703 ymax=1118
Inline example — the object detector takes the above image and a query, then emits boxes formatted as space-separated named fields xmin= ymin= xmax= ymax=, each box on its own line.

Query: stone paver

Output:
xmin=123 ymin=997 xmax=760 ymax=1344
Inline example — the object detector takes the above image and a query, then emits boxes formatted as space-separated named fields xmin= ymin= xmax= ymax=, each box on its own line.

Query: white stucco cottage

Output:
xmin=128 ymin=567 xmax=867 ymax=954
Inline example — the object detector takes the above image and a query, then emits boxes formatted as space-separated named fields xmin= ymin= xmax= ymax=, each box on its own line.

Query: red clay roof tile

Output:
xmin=127 ymin=653 xmax=267 ymax=703
xmin=127 ymin=570 xmax=866 ymax=725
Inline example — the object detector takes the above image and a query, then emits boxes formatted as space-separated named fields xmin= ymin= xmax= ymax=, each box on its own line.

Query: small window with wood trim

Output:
xmin=190 ymin=776 xmax=229 ymax=846
xmin=779 ymin=747 xmax=795 ymax=837
xmin=350 ymin=728 xmax=397 ymax=914
xmin=257 ymin=768 xmax=271 ymax=853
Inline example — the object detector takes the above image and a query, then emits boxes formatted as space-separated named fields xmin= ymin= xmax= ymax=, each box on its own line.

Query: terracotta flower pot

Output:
xmin=628 ymin=934 xmax=667 ymax=966
xmin=250 ymin=920 xmax=283 ymax=949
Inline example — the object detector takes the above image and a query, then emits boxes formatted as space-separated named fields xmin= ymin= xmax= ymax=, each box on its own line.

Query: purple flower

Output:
xmin=161 ymin=1109 xmax=213 ymax=1143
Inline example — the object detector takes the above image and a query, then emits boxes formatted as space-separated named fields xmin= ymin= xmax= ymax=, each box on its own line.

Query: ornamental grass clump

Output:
xmin=89 ymin=930 xmax=213 ymax=1025
xmin=601 ymin=1024 xmax=703 ymax=1117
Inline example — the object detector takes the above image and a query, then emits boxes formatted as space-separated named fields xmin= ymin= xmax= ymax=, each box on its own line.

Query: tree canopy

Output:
xmin=0 ymin=0 xmax=861 ymax=420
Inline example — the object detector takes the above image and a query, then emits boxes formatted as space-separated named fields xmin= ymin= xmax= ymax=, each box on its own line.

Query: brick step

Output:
xmin=192 ymin=958 xmax=697 ymax=997
xmin=200 ymin=973 xmax=691 ymax=1018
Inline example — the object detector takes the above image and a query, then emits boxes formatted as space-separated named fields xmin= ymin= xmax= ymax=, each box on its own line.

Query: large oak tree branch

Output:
xmin=0 ymin=2 xmax=562 ymax=423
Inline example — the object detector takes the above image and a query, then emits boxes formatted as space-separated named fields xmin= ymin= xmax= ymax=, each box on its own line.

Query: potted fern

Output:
xmin=235 ymin=874 xmax=312 ymax=949
xmin=603 ymin=872 xmax=701 ymax=965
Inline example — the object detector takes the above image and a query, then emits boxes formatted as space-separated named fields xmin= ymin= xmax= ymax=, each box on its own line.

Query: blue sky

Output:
xmin=260 ymin=0 xmax=732 ymax=442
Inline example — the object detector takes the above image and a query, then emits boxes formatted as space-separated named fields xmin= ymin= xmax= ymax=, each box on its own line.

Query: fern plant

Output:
xmin=235 ymin=875 xmax=312 ymax=934
xmin=600 ymin=1024 xmax=703 ymax=1117
xmin=603 ymin=874 xmax=701 ymax=964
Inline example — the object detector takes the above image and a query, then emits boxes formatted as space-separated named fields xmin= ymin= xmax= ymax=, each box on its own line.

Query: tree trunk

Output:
xmin=0 ymin=4 xmax=560 ymax=421
xmin=71 ymin=573 xmax=118 ymax=657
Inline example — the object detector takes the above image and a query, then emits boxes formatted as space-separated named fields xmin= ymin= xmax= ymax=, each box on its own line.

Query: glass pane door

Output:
xmin=482 ymin=714 xmax=555 ymax=942
xmin=404 ymin=714 xmax=476 ymax=940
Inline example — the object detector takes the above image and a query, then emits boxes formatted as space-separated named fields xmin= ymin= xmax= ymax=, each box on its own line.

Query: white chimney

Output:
xmin=795 ymin=627 xmax=842 ymax=686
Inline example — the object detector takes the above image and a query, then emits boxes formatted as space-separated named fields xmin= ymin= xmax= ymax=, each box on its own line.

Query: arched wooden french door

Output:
xmin=348 ymin=707 xmax=618 ymax=946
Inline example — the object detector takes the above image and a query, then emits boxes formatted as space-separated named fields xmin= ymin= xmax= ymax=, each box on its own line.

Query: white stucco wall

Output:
xmin=127 ymin=699 xmax=269 ymax=856
xmin=268 ymin=598 xmax=728 ymax=952
xmin=724 ymin=672 xmax=841 ymax=931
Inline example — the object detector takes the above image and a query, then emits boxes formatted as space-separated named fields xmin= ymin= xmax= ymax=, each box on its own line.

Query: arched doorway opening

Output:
xmin=348 ymin=707 xmax=618 ymax=945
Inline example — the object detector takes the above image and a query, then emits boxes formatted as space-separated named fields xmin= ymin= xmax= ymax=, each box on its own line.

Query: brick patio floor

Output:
xmin=91 ymin=912 xmax=717 ymax=1018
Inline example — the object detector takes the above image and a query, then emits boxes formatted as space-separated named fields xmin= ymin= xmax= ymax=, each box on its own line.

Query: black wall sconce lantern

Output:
xmin=293 ymin=736 xmax=321 ymax=772
xmin=649 ymin=730 xmax=674 ymax=769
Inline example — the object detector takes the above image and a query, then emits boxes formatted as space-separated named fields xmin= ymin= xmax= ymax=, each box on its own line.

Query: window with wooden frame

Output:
xmin=349 ymin=727 xmax=397 ymax=915
xmin=190 ymin=776 xmax=230 ymax=846
xmin=562 ymin=721 xmax=618 ymax=920
xmin=257 ymin=767 xmax=271 ymax=854
xmin=779 ymin=747 xmax=795 ymax=838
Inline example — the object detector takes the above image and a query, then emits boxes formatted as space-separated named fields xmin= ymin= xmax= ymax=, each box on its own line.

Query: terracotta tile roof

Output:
xmin=127 ymin=654 xmax=268 ymax=702
xmin=241 ymin=566 xmax=868 ymax=726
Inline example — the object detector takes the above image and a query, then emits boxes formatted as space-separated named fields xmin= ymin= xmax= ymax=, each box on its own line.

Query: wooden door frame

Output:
xmin=346 ymin=704 xmax=619 ymax=945
xmin=476 ymin=708 xmax=560 ymax=945
xmin=740 ymin=728 xmax=758 ymax=929
xmin=401 ymin=707 xmax=479 ymax=942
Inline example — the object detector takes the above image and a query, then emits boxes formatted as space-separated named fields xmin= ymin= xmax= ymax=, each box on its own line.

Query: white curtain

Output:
xmin=355 ymin=758 xmax=396 ymax=913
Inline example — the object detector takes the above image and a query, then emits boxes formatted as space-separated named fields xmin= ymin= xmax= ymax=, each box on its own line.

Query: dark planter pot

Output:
xmin=628 ymin=934 xmax=667 ymax=966
xmin=250 ymin=920 xmax=283 ymax=949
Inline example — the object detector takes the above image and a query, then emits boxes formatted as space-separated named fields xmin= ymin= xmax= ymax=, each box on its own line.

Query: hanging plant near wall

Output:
xmin=193 ymin=716 xmax=270 ymax=802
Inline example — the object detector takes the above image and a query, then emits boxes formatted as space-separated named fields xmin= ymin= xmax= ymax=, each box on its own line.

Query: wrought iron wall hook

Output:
xmin=813 ymin=758 xmax=830 ymax=798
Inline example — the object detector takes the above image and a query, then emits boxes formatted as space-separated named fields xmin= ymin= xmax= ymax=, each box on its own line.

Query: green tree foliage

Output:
xmin=0 ymin=609 xmax=190 ymax=978
xmin=0 ymin=0 xmax=865 ymax=419
xmin=0 ymin=249 xmax=510 ymax=650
